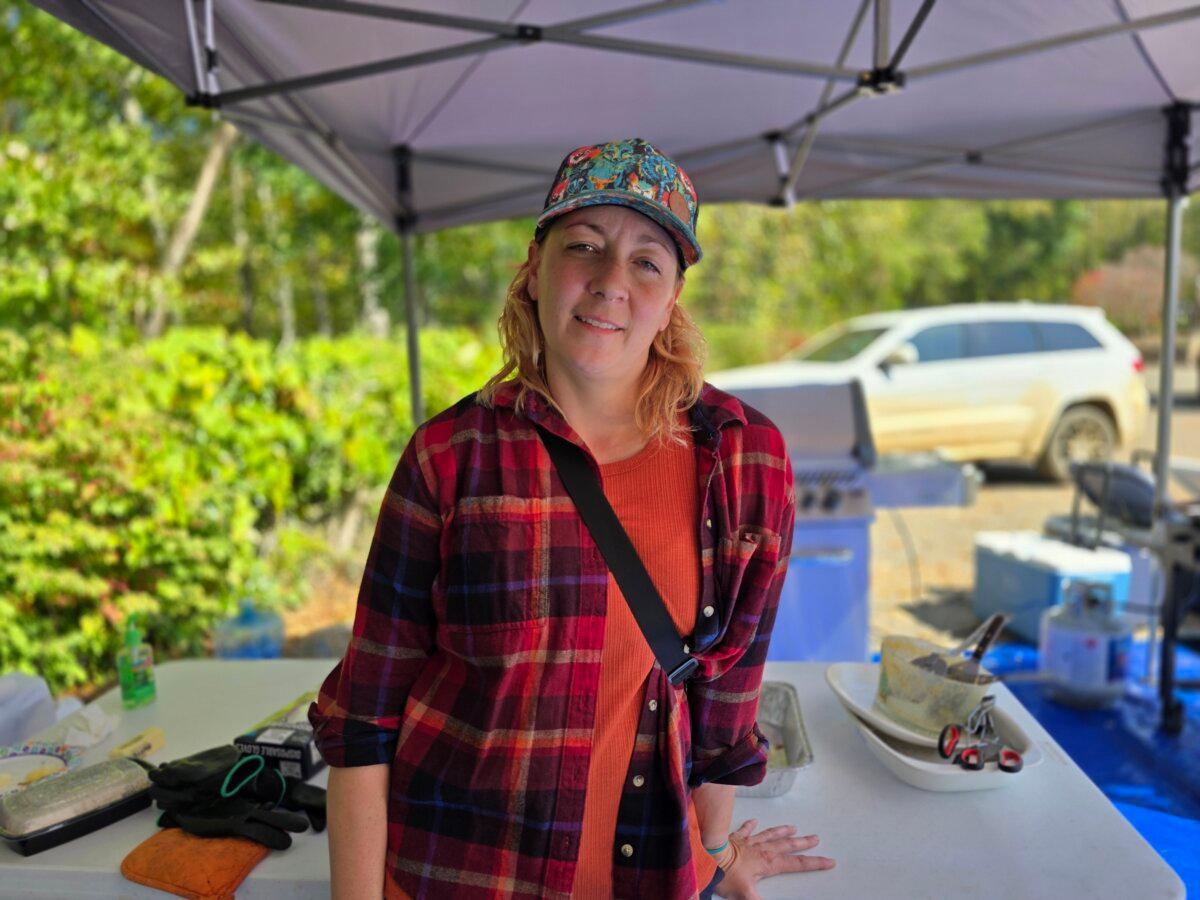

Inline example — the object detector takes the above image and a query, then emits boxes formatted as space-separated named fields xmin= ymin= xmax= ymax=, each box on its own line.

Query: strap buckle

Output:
xmin=667 ymin=656 xmax=699 ymax=686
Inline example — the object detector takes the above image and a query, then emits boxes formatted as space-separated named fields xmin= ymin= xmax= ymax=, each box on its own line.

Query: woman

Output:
xmin=309 ymin=138 xmax=835 ymax=900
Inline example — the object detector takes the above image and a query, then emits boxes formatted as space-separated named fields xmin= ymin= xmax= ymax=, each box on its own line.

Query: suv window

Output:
xmin=795 ymin=327 xmax=887 ymax=362
xmin=965 ymin=321 xmax=1039 ymax=357
xmin=910 ymin=324 xmax=966 ymax=362
xmin=1036 ymin=321 xmax=1103 ymax=351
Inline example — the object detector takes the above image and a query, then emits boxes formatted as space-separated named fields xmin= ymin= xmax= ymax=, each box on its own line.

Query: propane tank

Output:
xmin=1039 ymin=579 xmax=1133 ymax=708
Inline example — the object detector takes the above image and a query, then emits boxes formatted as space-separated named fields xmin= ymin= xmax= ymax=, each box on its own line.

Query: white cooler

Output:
xmin=973 ymin=531 xmax=1132 ymax=642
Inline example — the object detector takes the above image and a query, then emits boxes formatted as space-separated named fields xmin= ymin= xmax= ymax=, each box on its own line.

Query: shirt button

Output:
xmin=706 ymin=518 xmax=713 ymax=529
xmin=648 ymin=699 xmax=658 ymax=712
xmin=682 ymin=643 xmax=690 ymax=654
xmin=620 ymin=843 xmax=634 ymax=858
xmin=632 ymin=774 xmax=645 ymax=787
xmin=702 ymin=605 xmax=715 ymax=618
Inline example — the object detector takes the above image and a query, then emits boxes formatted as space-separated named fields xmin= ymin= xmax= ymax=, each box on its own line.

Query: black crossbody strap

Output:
xmin=536 ymin=426 xmax=699 ymax=686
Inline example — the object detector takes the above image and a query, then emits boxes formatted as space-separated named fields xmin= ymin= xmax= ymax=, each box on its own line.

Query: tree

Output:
xmin=0 ymin=2 xmax=224 ymax=336
xmin=953 ymin=200 xmax=1089 ymax=302
xmin=145 ymin=122 xmax=239 ymax=337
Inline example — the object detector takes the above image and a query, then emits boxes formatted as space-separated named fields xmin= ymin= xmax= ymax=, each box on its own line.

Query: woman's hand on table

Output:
xmin=712 ymin=818 xmax=834 ymax=900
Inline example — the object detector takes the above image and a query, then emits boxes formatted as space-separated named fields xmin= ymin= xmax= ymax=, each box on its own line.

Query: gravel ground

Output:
xmin=284 ymin=364 xmax=1200 ymax=659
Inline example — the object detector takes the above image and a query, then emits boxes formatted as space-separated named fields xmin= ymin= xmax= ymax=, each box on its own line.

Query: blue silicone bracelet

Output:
xmin=704 ymin=840 xmax=729 ymax=856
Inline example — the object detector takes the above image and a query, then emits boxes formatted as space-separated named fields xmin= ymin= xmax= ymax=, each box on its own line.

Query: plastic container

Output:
xmin=0 ymin=758 xmax=152 ymax=856
xmin=212 ymin=600 xmax=284 ymax=659
xmin=875 ymin=634 xmax=993 ymax=736
xmin=115 ymin=616 xmax=156 ymax=709
xmin=973 ymin=531 xmax=1131 ymax=642
xmin=1039 ymin=580 xmax=1133 ymax=708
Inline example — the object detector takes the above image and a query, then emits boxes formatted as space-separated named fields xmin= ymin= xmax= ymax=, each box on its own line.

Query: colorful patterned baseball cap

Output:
xmin=536 ymin=138 xmax=702 ymax=269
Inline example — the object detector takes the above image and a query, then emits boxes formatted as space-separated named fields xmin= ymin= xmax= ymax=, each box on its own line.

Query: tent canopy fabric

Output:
xmin=29 ymin=0 xmax=1200 ymax=236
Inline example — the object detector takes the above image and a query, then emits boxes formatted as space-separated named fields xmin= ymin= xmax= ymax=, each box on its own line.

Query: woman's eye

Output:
xmin=638 ymin=260 xmax=662 ymax=274
xmin=568 ymin=243 xmax=596 ymax=253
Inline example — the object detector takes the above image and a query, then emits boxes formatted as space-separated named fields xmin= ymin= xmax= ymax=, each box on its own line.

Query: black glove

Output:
xmin=280 ymin=780 xmax=327 ymax=832
xmin=149 ymin=745 xmax=243 ymax=795
xmin=148 ymin=745 xmax=326 ymax=848
xmin=157 ymin=796 xmax=310 ymax=850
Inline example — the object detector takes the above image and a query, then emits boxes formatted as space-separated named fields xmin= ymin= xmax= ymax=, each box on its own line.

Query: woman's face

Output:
xmin=528 ymin=205 xmax=684 ymax=391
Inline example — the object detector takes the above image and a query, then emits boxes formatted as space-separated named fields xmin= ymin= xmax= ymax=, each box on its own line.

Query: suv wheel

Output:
xmin=1037 ymin=405 xmax=1117 ymax=481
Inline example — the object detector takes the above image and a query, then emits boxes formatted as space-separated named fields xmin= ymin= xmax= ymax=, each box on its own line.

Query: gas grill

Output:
xmin=719 ymin=381 xmax=875 ymax=661
xmin=718 ymin=379 xmax=977 ymax=661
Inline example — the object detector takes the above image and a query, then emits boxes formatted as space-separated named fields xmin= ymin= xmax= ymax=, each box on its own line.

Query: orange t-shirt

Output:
xmin=571 ymin=435 xmax=718 ymax=898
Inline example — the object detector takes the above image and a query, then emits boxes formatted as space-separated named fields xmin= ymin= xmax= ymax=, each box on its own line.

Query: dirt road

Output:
xmin=869 ymin=364 xmax=1200 ymax=648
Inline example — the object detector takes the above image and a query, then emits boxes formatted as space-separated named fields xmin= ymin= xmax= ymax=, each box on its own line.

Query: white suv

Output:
xmin=711 ymin=303 xmax=1149 ymax=480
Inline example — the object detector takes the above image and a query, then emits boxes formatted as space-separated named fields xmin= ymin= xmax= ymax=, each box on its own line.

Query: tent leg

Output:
xmin=1152 ymin=193 xmax=1185 ymax=516
xmin=402 ymin=228 xmax=423 ymax=425
xmin=395 ymin=144 xmax=423 ymax=425
xmin=1155 ymin=191 xmax=1187 ymax=734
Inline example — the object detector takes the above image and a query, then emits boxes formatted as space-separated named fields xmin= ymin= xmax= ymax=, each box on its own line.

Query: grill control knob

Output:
xmin=822 ymin=489 xmax=841 ymax=511
xmin=800 ymin=490 xmax=817 ymax=511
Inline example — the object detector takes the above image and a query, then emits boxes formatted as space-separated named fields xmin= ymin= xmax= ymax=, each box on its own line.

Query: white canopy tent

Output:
xmin=27 ymin=0 xmax=1200 ymax=722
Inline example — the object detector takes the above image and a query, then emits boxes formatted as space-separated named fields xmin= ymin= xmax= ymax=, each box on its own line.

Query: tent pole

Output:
xmin=252 ymin=0 xmax=857 ymax=82
xmin=1152 ymin=103 xmax=1193 ymax=518
xmin=1153 ymin=102 xmax=1191 ymax=735
xmin=1152 ymin=192 xmax=1184 ymax=513
xmin=777 ymin=0 xmax=872 ymax=200
xmin=402 ymin=229 xmax=423 ymax=425
xmin=907 ymin=5 xmax=1200 ymax=80
xmin=203 ymin=0 xmax=220 ymax=94
xmin=1155 ymin=190 xmax=1186 ymax=734
xmin=182 ymin=0 xmax=205 ymax=94
xmin=395 ymin=145 xmax=424 ymax=425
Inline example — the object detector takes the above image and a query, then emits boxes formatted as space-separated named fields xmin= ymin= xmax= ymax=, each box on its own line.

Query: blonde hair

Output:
xmin=478 ymin=231 xmax=706 ymax=446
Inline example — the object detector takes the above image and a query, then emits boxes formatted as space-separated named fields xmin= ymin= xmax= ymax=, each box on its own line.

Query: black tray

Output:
xmin=1 ymin=788 xmax=152 ymax=857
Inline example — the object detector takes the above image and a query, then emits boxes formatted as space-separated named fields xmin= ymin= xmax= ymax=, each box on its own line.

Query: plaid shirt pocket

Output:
xmin=439 ymin=497 xmax=545 ymax=632
xmin=716 ymin=527 xmax=783 ymax=603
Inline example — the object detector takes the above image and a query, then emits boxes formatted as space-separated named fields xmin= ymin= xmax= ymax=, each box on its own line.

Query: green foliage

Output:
xmin=0 ymin=326 xmax=500 ymax=694
xmin=0 ymin=2 xmax=215 ymax=335
xmin=684 ymin=201 xmax=990 ymax=337
xmin=953 ymin=201 xmax=1089 ymax=302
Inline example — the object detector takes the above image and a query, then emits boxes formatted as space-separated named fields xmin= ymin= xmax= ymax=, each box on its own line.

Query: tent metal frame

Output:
xmin=152 ymin=1 xmax=1200 ymax=227
xmin=77 ymin=0 xmax=1199 ymax=729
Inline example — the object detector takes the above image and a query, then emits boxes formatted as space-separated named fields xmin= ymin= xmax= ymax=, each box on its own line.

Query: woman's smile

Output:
xmin=573 ymin=313 xmax=625 ymax=333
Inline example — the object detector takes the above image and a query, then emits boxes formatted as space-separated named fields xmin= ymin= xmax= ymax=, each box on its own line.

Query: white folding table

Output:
xmin=0 ymin=659 xmax=1184 ymax=899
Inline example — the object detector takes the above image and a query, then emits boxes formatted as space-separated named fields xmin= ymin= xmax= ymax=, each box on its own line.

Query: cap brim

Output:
xmin=536 ymin=189 xmax=702 ymax=268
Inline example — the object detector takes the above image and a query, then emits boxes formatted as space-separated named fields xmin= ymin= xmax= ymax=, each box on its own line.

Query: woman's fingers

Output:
xmin=745 ymin=824 xmax=798 ymax=845
xmin=747 ymin=828 xmax=815 ymax=852
xmin=778 ymin=854 xmax=836 ymax=874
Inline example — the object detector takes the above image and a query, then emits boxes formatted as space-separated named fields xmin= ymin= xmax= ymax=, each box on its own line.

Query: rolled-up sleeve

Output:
xmin=308 ymin=432 xmax=441 ymax=768
xmin=689 ymin=439 xmax=795 ymax=788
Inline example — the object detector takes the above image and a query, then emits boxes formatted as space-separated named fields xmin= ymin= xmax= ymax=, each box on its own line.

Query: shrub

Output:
xmin=0 ymin=325 xmax=500 ymax=694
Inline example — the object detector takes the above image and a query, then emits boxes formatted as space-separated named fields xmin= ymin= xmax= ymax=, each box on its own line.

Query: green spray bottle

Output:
xmin=116 ymin=614 xmax=157 ymax=709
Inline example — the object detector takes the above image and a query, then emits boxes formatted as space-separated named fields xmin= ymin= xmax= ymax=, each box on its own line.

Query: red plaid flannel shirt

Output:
xmin=309 ymin=381 xmax=795 ymax=899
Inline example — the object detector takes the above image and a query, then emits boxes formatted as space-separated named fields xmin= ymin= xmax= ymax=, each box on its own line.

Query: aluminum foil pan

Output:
xmin=737 ymin=681 xmax=813 ymax=799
